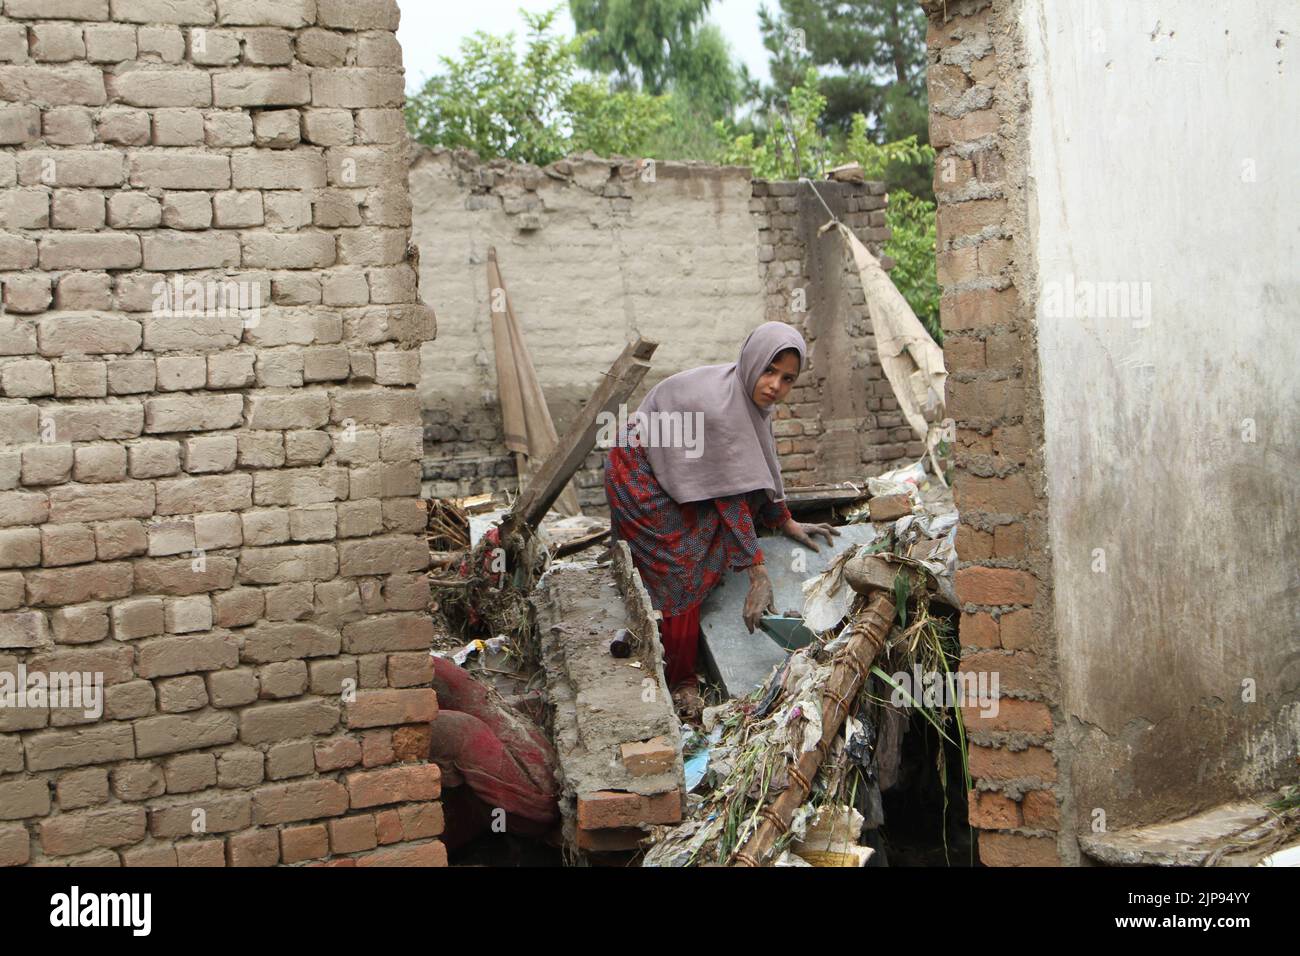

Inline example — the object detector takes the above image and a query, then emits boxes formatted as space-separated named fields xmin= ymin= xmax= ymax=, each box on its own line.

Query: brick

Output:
xmin=238 ymin=543 xmax=337 ymax=584
xmin=94 ymin=520 xmax=147 ymax=560
xmin=137 ymin=633 xmax=236 ymax=680
xmin=238 ymin=697 xmax=339 ymax=745
xmin=396 ymin=802 xmax=443 ymax=840
xmin=134 ymin=709 xmax=238 ymax=757
xmin=968 ymin=744 xmax=1056 ymax=783
xmin=56 ymin=767 xmax=109 ymax=810
xmin=955 ymin=567 xmax=1037 ymax=606
xmin=216 ymin=747 xmax=263 ymax=787
xmin=314 ymin=736 xmax=362 ymax=771
xmin=345 ymin=764 xmax=441 ymax=809
xmin=960 ymin=698 xmax=1053 ymax=735
xmin=132 ymin=555 xmax=237 ymax=596
xmin=977 ymin=832 xmax=1060 ymax=867
xmin=216 ymin=0 xmax=315 ymax=28
xmin=620 ymin=737 xmax=676 ymax=777
xmin=386 ymin=651 xmax=433 ymax=688
xmin=164 ymin=752 xmax=217 ymax=792
xmin=345 ymin=689 xmax=437 ymax=729
xmin=0 ymin=779 xmax=52 ymax=820
xmin=281 ymin=823 xmax=328 ymax=863
xmin=51 ymin=604 xmax=109 ymax=644
xmin=212 ymin=588 xmax=263 ymax=628
xmin=110 ymin=761 xmax=165 ymax=801
xmin=577 ymin=826 xmax=647 ymax=853
xmin=266 ymin=739 xmax=314 ymax=779
xmin=361 ymin=729 xmax=392 ymax=767
xmin=6 ymin=0 xmax=109 ymax=19
xmin=122 ymin=843 xmax=178 ymax=866
xmin=354 ymin=841 xmax=446 ymax=867
xmin=257 ymin=660 xmax=308 ymax=699
xmin=175 ymin=839 xmax=225 ymax=866
xmin=311 ymin=68 xmax=403 ymax=109
xmin=145 ymin=395 xmax=245 ymax=434
xmin=48 ymin=482 xmax=154 ymax=522
xmin=106 ymin=67 xmax=212 ymax=108
xmin=104 ymin=679 xmax=155 ymax=720
xmin=27 ymin=562 xmax=134 ymax=605
xmin=942 ymin=287 xmax=1018 ymax=332
xmin=391 ymin=725 xmax=431 ymax=763
xmin=1021 ymin=790 xmax=1060 ymax=830
xmin=213 ymin=69 xmax=310 ymax=108
xmin=207 ymin=668 xmax=258 ymax=707
xmin=227 ymin=827 xmax=279 ymax=866
xmin=968 ymin=789 xmax=1021 ymax=829
xmin=960 ymin=611 xmax=999 ymax=648
xmin=0 ymin=529 xmax=42 ymax=571
xmin=337 ymin=538 xmax=427 ymax=578
xmin=253 ymin=779 xmax=348 ymax=825
xmin=40 ymin=806 xmax=145 ymax=856
xmin=141 ymin=231 xmax=241 ymax=270
xmin=0 ymin=64 xmax=107 ymax=106
xmin=329 ymin=813 xmax=377 ymax=853
xmin=997 ymin=609 xmax=1034 ymax=650
xmin=73 ymin=444 xmax=127 ymax=483
xmin=577 ymin=790 xmax=682 ymax=830
xmin=229 ymin=148 xmax=325 ymax=189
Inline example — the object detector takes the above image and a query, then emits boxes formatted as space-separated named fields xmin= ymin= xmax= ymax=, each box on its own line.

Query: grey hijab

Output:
xmin=634 ymin=321 xmax=807 ymax=505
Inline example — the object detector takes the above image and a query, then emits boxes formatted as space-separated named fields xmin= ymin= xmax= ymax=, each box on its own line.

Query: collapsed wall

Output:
xmin=410 ymin=148 xmax=921 ymax=507
xmin=0 ymin=0 xmax=440 ymax=866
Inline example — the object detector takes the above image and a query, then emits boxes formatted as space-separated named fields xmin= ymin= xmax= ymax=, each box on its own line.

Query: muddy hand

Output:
xmin=743 ymin=564 xmax=775 ymax=634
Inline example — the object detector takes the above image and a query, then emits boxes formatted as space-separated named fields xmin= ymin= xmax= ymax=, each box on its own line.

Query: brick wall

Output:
xmin=923 ymin=0 xmax=1067 ymax=866
xmin=0 ymin=0 xmax=443 ymax=867
xmin=414 ymin=149 xmax=915 ymax=508
xmin=753 ymin=178 xmax=923 ymax=487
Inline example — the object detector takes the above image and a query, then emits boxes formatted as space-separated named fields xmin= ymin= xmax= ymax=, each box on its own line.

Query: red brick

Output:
xmin=314 ymin=736 xmax=362 ymax=771
xmin=329 ymin=814 xmax=377 ymax=854
xmin=955 ymin=524 xmax=993 ymax=561
xmin=936 ymin=198 xmax=1006 ymax=245
xmin=948 ymin=378 xmax=1025 ymax=422
xmin=868 ymin=494 xmax=912 ymax=521
xmin=397 ymin=801 xmax=444 ymax=840
xmin=998 ymin=609 xmax=1035 ymax=650
xmin=175 ymin=839 xmax=225 ymax=867
xmin=978 ymin=832 xmax=1060 ymax=867
xmin=993 ymin=523 xmax=1026 ymax=558
xmin=1021 ymin=790 xmax=1061 ymax=830
xmin=122 ymin=843 xmax=177 ymax=866
xmin=942 ymin=287 xmax=1018 ymax=331
xmin=346 ymin=764 xmax=441 ymax=809
xmin=991 ymin=424 xmax=1029 ymax=463
xmin=962 ymin=650 xmax=1043 ymax=696
xmin=961 ymin=698 xmax=1053 ymax=735
xmin=960 ymin=611 xmax=999 ymax=648
xmin=392 ymin=725 xmax=431 ymax=762
xmin=576 ymin=827 xmax=647 ymax=853
xmin=361 ymin=729 xmax=394 ymax=767
xmin=955 ymin=473 xmax=1035 ymax=515
xmin=227 ymin=828 xmax=280 ymax=867
xmin=345 ymin=689 xmax=437 ymax=729
xmin=355 ymin=841 xmax=448 ymax=867
xmin=956 ymin=567 xmax=1037 ymax=606
xmin=386 ymin=652 xmax=434 ymax=688
xmin=281 ymin=824 xmax=329 ymax=863
xmin=375 ymin=809 xmax=403 ymax=844
xmin=968 ymin=790 xmax=1021 ymax=829
xmin=577 ymin=790 xmax=682 ymax=831
xmin=929 ymin=109 xmax=999 ymax=149
xmin=984 ymin=330 xmax=1023 ymax=369
xmin=968 ymin=744 xmax=1056 ymax=783
xmin=620 ymin=737 xmax=676 ymax=777
xmin=40 ymin=806 xmax=146 ymax=856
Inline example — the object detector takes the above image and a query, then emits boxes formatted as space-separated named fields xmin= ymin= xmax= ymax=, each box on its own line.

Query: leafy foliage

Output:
xmin=405 ymin=9 xmax=669 ymax=166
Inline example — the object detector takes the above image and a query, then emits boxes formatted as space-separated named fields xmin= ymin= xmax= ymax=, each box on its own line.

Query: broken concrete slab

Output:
xmin=533 ymin=546 xmax=684 ymax=859
xmin=1079 ymin=800 xmax=1276 ymax=866
xmin=700 ymin=524 xmax=879 ymax=699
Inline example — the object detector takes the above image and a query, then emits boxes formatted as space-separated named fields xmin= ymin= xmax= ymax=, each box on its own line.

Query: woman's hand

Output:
xmin=781 ymin=518 xmax=840 ymax=553
xmin=743 ymin=563 xmax=775 ymax=634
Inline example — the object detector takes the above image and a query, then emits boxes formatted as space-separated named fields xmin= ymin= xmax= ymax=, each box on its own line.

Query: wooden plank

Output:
xmin=504 ymin=336 xmax=658 ymax=535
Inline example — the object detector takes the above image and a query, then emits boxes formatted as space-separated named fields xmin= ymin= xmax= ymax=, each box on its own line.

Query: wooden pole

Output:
xmin=732 ymin=592 xmax=895 ymax=867
xmin=502 ymin=336 xmax=657 ymax=538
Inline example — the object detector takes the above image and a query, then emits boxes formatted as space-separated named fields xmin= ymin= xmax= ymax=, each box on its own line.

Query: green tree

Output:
xmin=757 ymin=0 xmax=931 ymax=197
xmin=405 ymin=8 xmax=669 ymax=166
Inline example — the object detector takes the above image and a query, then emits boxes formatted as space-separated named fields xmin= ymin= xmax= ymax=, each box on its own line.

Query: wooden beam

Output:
xmin=504 ymin=336 xmax=658 ymax=536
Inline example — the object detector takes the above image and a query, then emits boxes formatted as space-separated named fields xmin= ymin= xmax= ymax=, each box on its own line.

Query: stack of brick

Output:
xmin=534 ymin=544 xmax=684 ymax=859
xmin=922 ymin=0 xmax=1063 ymax=866
xmin=751 ymin=177 xmax=924 ymax=486
xmin=0 ymin=0 xmax=443 ymax=866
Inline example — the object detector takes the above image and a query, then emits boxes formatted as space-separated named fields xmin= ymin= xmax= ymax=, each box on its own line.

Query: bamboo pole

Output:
xmin=732 ymin=592 xmax=895 ymax=867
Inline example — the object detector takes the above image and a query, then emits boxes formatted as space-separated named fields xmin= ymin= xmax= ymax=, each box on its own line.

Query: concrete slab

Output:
xmin=1079 ymin=800 xmax=1276 ymax=866
xmin=700 ymin=524 xmax=879 ymax=699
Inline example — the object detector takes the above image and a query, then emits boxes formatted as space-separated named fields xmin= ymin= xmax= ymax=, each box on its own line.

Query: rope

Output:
xmin=799 ymin=177 xmax=842 ymax=229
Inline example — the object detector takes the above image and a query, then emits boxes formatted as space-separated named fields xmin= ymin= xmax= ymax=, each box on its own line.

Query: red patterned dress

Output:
xmin=604 ymin=441 xmax=791 ymax=687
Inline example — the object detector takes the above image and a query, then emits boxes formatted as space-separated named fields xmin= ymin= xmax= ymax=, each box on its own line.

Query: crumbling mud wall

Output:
xmin=0 ymin=0 xmax=441 ymax=867
xmin=923 ymin=0 xmax=1069 ymax=866
xmin=410 ymin=149 xmax=914 ymax=506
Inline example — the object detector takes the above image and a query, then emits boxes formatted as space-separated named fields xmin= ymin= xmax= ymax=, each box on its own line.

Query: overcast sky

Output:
xmin=396 ymin=0 xmax=774 ymax=93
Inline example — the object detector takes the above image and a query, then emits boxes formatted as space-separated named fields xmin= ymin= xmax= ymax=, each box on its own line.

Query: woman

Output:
xmin=604 ymin=322 xmax=837 ymax=717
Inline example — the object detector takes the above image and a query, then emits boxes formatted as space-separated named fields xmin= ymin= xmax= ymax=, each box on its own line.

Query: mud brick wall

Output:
xmin=923 ymin=0 xmax=1065 ymax=866
xmin=0 ymin=0 xmax=442 ymax=867
xmin=753 ymin=178 xmax=923 ymax=487
xmin=412 ymin=149 xmax=910 ymax=508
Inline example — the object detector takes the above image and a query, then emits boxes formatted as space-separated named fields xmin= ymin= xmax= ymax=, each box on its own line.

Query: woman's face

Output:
xmin=750 ymin=350 xmax=800 ymax=410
